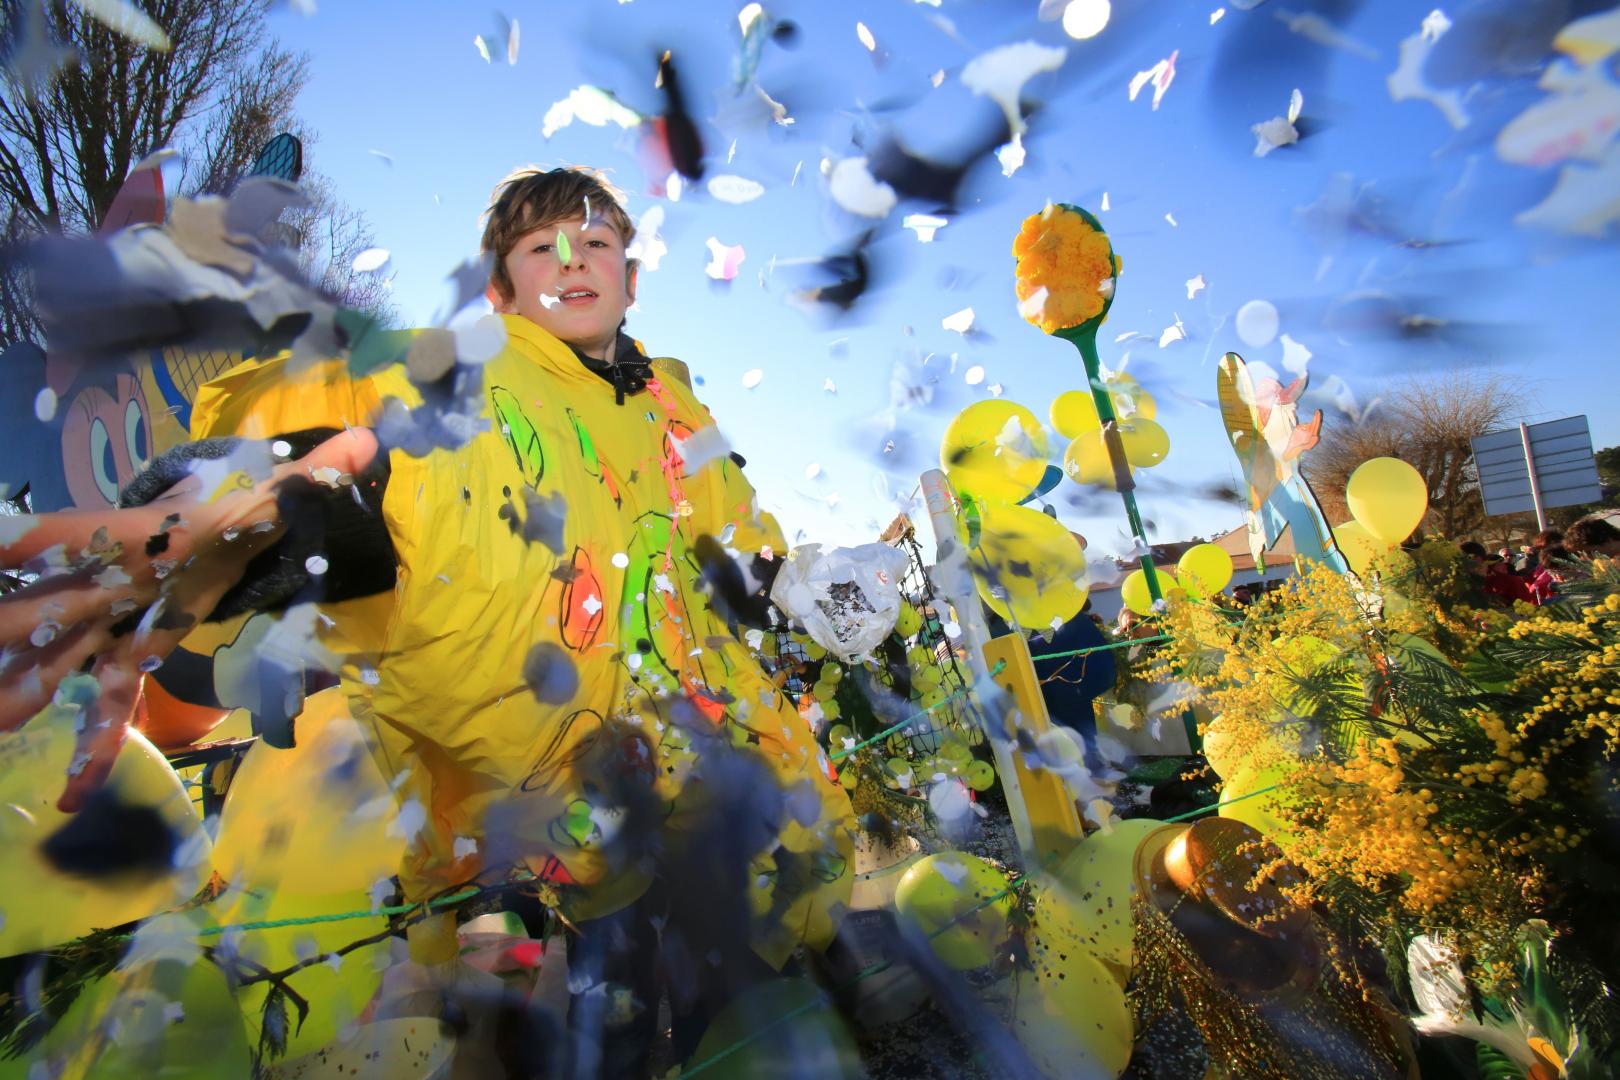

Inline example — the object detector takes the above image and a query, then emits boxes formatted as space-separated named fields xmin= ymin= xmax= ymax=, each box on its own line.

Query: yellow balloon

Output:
xmin=894 ymin=852 xmax=1012 ymax=969
xmin=1346 ymin=457 xmax=1428 ymax=545
xmin=211 ymin=688 xmax=405 ymax=896
xmin=1010 ymin=950 xmax=1133 ymax=1079
xmin=0 ymin=678 xmax=210 ymax=959
xmin=1049 ymin=819 xmax=1182 ymax=983
xmin=1200 ymin=714 xmax=1310 ymax=782
xmin=1219 ymin=763 xmax=1300 ymax=839
xmin=1119 ymin=565 xmax=1179 ymax=616
xmin=1111 ymin=378 xmax=1157 ymax=421
xmin=1063 ymin=430 xmax=1126 ymax=490
xmin=17 ymin=926 xmax=252 ymax=1079
xmin=271 ymin=1019 xmax=455 ymax=1079
xmin=1049 ymin=390 xmax=1101 ymax=439
xmin=690 ymin=979 xmax=863 ymax=1079
xmin=895 ymin=602 xmax=922 ymax=638
xmin=941 ymin=400 xmax=1049 ymax=503
xmin=1176 ymin=543 xmax=1233 ymax=598
xmin=966 ymin=502 xmax=1089 ymax=629
xmin=1118 ymin=417 xmax=1170 ymax=468
xmin=221 ymin=888 xmax=393 ymax=1061
xmin=1332 ymin=520 xmax=1391 ymax=577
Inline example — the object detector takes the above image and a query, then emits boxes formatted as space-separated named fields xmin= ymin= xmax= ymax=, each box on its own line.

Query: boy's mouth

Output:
xmin=558 ymin=288 xmax=598 ymax=306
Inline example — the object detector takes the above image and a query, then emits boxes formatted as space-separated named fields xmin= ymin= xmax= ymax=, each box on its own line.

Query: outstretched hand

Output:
xmin=0 ymin=428 xmax=378 ymax=812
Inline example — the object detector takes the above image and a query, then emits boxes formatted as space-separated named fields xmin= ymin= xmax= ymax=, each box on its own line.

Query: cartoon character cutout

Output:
xmin=1217 ymin=351 xmax=1348 ymax=575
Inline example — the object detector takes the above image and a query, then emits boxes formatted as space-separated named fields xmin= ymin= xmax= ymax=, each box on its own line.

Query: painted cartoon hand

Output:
xmin=0 ymin=428 xmax=378 ymax=811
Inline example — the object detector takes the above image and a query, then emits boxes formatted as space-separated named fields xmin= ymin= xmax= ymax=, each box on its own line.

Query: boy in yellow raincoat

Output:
xmin=6 ymin=167 xmax=855 ymax=1075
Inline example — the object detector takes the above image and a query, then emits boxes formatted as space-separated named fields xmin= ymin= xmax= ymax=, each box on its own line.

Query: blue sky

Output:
xmin=263 ymin=0 xmax=1620 ymax=558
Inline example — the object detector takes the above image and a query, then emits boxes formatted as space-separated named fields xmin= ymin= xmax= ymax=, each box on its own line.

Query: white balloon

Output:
xmin=1235 ymin=299 xmax=1280 ymax=348
xmin=1062 ymin=0 xmax=1111 ymax=40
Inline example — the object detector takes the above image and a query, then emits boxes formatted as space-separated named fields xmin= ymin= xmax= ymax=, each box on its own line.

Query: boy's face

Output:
xmin=492 ymin=215 xmax=636 ymax=360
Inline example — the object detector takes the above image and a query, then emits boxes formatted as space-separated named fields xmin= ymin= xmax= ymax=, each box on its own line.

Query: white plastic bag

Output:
xmin=770 ymin=542 xmax=909 ymax=661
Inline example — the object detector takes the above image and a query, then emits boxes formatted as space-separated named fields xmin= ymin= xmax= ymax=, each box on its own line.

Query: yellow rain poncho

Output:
xmin=189 ymin=314 xmax=855 ymax=966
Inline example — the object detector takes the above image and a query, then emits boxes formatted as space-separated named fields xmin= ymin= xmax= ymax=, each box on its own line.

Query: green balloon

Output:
xmin=965 ymin=760 xmax=996 ymax=792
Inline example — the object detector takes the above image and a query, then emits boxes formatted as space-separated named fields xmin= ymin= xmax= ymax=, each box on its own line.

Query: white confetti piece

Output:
xmin=995 ymin=131 xmax=1026 ymax=176
xmin=1159 ymin=315 xmax=1186 ymax=347
xmin=611 ymin=552 xmax=630 ymax=569
xmin=1164 ymin=211 xmax=1178 ymax=227
xmin=1251 ymin=115 xmax=1299 ymax=157
xmin=962 ymin=41 xmax=1067 ymax=136
xmin=823 ymin=378 xmax=837 ymax=393
xmin=582 ymin=594 xmax=603 ymax=617
xmin=541 ymin=86 xmax=643 ymax=139
xmin=1017 ymin=286 xmax=1049 ymax=321
xmin=626 ymin=206 xmax=667 ymax=271
xmin=828 ymin=157 xmax=897 ymax=218
xmin=708 ymin=175 xmax=765 ymax=204
xmin=942 ymin=307 xmax=975 ymax=334
xmin=507 ymin=18 xmax=520 ymax=64
xmin=741 ymin=367 xmax=765 ymax=388
xmin=805 ymin=463 xmax=822 ymax=480
xmin=1100 ymin=191 xmax=1111 ymax=211
xmin=453 ymin=836 xmax=479 ymax=858
xmin=1129 ymin=50 xmax=1178 ymax=110
xmin=33 ymin=387 xmax=55 ymax=422
xmin=1062 ymin=0 xmax=1111 ymax=40
xmin=902 ymin=213 xmax=948 ymax=241
xmin=965 ymin=365 xmax=985 ymax=385
xmin=856 ymin=21 xmax=876 ymax=50
xmin=1280 ymin=333 xmax=1313 ymax=374
xmin=387 ymin=798 xmax=427 ymax=841
xmin=1186 ymin=273 xmax=1206 ymax=299
xmin=705 ymin=237 xmax=746 ymax=280
xmin=351 ymin=247 xmax=390 ymax=273
xmin=474 ymin=35 xmax=490 ymax=62
xmin=304 ymin=555 xmax=329 ymax=576
xmin=671 ymin=425 xmax=733 ymax=470
xmin=1210 ymin=7 xmax=1225 ymax=24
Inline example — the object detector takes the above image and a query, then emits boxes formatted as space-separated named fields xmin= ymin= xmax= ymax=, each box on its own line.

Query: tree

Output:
xmin=1303 ymin=371 xmax=1523 ymax=541
xmin=0 ymin=0 xmax=390 ymax=347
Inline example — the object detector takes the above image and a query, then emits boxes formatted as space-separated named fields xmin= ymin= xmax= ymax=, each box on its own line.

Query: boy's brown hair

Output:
xmin=481 ymin=166 xmax=637 ymax=303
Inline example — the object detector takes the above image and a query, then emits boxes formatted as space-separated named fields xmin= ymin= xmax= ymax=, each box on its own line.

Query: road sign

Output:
xmin=1472 ymin=415 xmax=1603 ymax=526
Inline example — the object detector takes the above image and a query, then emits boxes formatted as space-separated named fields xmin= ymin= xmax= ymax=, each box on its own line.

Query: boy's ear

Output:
xmin=625 ymin=258 xmax=639 ymax=305
xmin=485 ymin=282 xmax=511 ymax=312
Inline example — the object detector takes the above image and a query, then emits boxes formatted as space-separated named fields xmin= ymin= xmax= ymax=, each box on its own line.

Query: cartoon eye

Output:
xmin=89 ymin=418 xmax=119 ymax=504
xmin=124 ymin=396 xmax=149 ymax=473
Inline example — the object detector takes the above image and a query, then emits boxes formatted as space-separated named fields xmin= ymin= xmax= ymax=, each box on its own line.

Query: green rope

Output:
xmin=678 ymin=873 xmax=1030 ymax=1078
xmin=1026 ymin=633 xmax=1172 ymax=663
xmin=1163 ymin=783 xmax=1281 ymax=823
xmin=828 ymin=660 xmax=1006 ymax=762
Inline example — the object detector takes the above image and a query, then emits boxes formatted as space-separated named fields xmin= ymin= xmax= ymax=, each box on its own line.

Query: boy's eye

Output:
xmin=533 ymin=243 xmax=551 ymax=254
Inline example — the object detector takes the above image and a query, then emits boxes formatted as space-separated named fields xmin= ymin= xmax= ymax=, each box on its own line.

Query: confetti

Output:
xmin=705 ymin=238 xmax=746 ymax=280
xmin=1164 ymin=211 xmax=1178 ymax=227
xmin=474 ymin=35 xmax=491 ymax=62
xmin=707 ymin=175 xmax=765 ymax=204
xmin=33 ymin=387 xmax=55 ymax=422
xmin=1017 ymin=286 xmax=1048 ymax=321
xmin=541 ymin=86 xmax=643 ymax=139
xmin=506 ymin=17 xmax=520 ymax=64
xmin=351 ymin=247 xmax=390 ymax=273
xmin=828 ymin=157 xmax=897 ymax=218
xmin=1280 ymin=333 xmax=1313 ymax=374
xmin=626 ymin=206 xmax=668 ymax=270
xmin=965 ymin=365 xmax=985 ymax=386
xmin=856 ymin=21 xmax=876 ymax=51
xmin=1129 ymin=50 xmax=1178 ymax=110
xmin=73 ymin=0 xmax=171 ymax=50
xmin=942 ymin=307 xmax=975 ymax=334
xmin=996 ymin=132 xmax=1026 ymax=177
xmin=741 ymin=368 xmax=765 ymax=388
xmin=824 ymin=378 xmax=837 ymax=393
xmin=961 ymin=41 xmax=1067 ymax=135
xmin=611 ymin=552 xmax=630 ymax=569
xmin=902 ymin=213 xmax=948 ymax=241
xmin=805 ymin=463 xmax=822 ymax=479
xmin=1186 ymin=274 xmax=1206 ymax=299
xmin=1210 ymin=7 xmax=1225 ymax=24
xmin=1159 ymin=315 xmax=1187 ymax=347
xmin=1387 ymin=18 xmax=1467 ymax=129
xmin=1101 ymin=191 xmax=1110 ymax=211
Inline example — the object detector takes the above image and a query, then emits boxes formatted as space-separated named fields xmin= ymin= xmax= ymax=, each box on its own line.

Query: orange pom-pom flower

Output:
xmin=1013 ymin=204 xmax=1119 ymax=334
